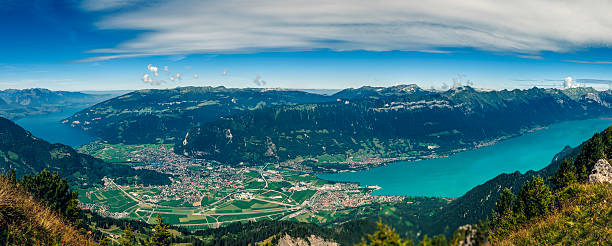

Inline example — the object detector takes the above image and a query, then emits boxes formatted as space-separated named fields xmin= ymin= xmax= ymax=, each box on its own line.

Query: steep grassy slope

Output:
xmin=486 ymin=124 xmax=612 ymax=245
xmin=0 ymin=176 xmax=95 ymax=245
xmin=495 ymin=183 xmax=612 ymax=245
xmin=0 ymin=116 xmax=170 ymax=187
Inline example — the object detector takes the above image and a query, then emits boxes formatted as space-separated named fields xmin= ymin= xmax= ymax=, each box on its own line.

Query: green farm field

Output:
xmin=290 ymin=190 xmax=317 ymax=204
xmin=78 ymin=143 xmax=173 ymax=163
xmin=82 ymin=189 xmax=138 ymax=213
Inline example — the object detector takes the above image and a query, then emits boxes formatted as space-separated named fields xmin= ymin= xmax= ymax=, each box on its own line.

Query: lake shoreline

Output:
xmin=319 ymin=117 xmax=612 ymax=198
xmin=307 ymin=122 xmax=554 ymax=175
xmin=14 ymin=107 xmax=98 ymax=147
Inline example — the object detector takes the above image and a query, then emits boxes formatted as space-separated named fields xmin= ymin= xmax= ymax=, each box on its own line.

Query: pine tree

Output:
xmin=473 ymin=221 xmax=490 ymax=245
xmin=552 ymin=159 xmax=577 ymax=189
xmin=120 ymin=223 xmax=137 ymax=246
xmin=419 ymin=235 xmax=432 ymax=246
xmin=431 ymin=235 xmax=448 ymax=246
xmin=492 ymin=188 xmax=520 ymax=238
xmin=147 ymin=214 xmax=172 ymax=246
xmin=574 ymin=133 xmax=606 ymax=182
xmin=358 ymin=221 xmax=413 ymax=246
xmin=495 ymin=188 xmax=516 ymax=215
xmin=601 ymin=126 xmax=612 ymax=154
xmin=18 ymin=169 xmax=80 ymax=224
xmin=518 ymin=176 xmax=553 ymax=219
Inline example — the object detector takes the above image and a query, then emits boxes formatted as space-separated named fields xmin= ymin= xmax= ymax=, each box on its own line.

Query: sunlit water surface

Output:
xmin=319 ymin=118 xmax=612 ymax=198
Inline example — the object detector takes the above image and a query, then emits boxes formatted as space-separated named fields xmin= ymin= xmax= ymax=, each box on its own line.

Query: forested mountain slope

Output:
xmin=423 ymin=124 xmax=612 ymax=240
xmin=177 ymin=86 xmax=612 ymax=167
xmin=64 ymin=86 xmax=333 ymax=144
xmin=0 ymin=117 xmax=169 ymax=187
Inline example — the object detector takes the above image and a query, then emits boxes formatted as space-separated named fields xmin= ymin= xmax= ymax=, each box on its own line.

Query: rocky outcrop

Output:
xmin=588 ymin=159 xmax=612 ymax=184
xmin=277 ymin=234 xmax=338 ymax=246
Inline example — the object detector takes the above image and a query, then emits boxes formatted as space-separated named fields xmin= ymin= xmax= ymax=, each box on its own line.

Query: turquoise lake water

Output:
xmin=14 ymin=108 xmax=612 ymax=198
xmin=319 ymin=118 xmax=612 ymax=198
xmin=15 ymin=107 xmax=97 ymax=147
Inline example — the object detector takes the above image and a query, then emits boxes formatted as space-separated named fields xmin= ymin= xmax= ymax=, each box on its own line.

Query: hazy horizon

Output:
xmin=1 ymin=81 xmax=609 ymax=93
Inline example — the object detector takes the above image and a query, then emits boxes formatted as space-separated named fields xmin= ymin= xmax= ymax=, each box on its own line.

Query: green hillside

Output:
xmin=63 ymin=86 xmax=332 ymax=144
xmin=4 ymin=86 xmax=612 ymax=245
xmin=484 ymin=125 xmax=612 ymax=245
xmin=0 ymin=116 xmax=170 ymax=187
xmin=1 ymin=119 xmax=611 ymax=245
xmin=495 ymin=183 xmax=611 ymax=245
xmin=0 ymin=174 xmax=95 ymax=245
xmin=177 ymin=86 xmax=612 ymax=168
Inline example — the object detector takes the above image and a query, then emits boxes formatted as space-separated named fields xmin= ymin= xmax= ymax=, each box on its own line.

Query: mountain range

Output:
xmin=5 ymin=114 xmax=607 ymax=245
xmin=1 ymin=85 xmax=611 ymax=244
xmin=0 ymin=88 xmax=115 ymax=120
xmin=64 ymin=85 xmax=612 ymax=169
xmin=177 ymin=85 xmax=612 ymax=168
xmin=63 ymin=86 xmax=333 ymax=144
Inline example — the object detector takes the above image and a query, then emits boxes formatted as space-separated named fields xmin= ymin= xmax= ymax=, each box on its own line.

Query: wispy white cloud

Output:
xmin=81 ymin=0 xmax=612 ymax=61
xmin=253 ymin=74 xmax=266 ymax=86
xmin=141 ymin=73 xmax=152 ymax=83
xmin=147 ymin=64 xmax=159 ymax=76
xmin=516 ymin=54 xmax=544 ymax=60
xmin=440 ymin=83 xmax=450 ymax=90
xmin=576 ymin=78 xmax=612 ymax=84
xmin=0 ymin=78 xmax=76 ymax=89
xmin=141 ymin=63 xmax=165 ymax=85
xmin=80 ymin=0 xmax=142 ymax=11
xmin=417 ymin=50 xmax=454 ymax=54
xmin=563 ymin=76 xmax=579 ymax=88
xmin=0 ymin=64 xmax=17 ymax=71
xmin=515 ymin=77 xmax=612 ymax=88
xmin=564 ymin=60 xmax=612 ymax=64
xmin=142 ymin=73 xmax=164 ymax=85
xmin=72 ymin=53 xmax=152 ymax=63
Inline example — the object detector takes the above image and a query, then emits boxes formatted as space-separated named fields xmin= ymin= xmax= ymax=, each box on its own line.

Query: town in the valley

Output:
xmin=77 ymin=143 xmax=406 ymax=230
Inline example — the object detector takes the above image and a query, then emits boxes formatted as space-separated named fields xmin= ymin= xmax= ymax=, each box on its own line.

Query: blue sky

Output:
xmin=2 ymin=0 xmax=612 ymax=91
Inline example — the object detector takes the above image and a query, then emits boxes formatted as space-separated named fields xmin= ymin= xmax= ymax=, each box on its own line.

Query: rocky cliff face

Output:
xmin=588 ymin=159 xmax=612 ymax=184
xmin=277 ymin=234 xmax=338 ymax=246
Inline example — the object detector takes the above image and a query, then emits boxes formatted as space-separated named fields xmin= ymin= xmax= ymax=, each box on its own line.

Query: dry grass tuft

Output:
xmin=0 ymin=176 xmax=97 ymax=245
xmin=495 ymin=183 xmax=612 ymax=246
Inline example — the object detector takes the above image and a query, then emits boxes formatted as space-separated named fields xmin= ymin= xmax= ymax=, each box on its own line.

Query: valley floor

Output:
xmin=77 ymin=143 xmax=411 ymax=230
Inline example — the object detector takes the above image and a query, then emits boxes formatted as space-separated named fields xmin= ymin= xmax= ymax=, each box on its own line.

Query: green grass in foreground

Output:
xmin=496 ymin=183 xmax=612 ymax=245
